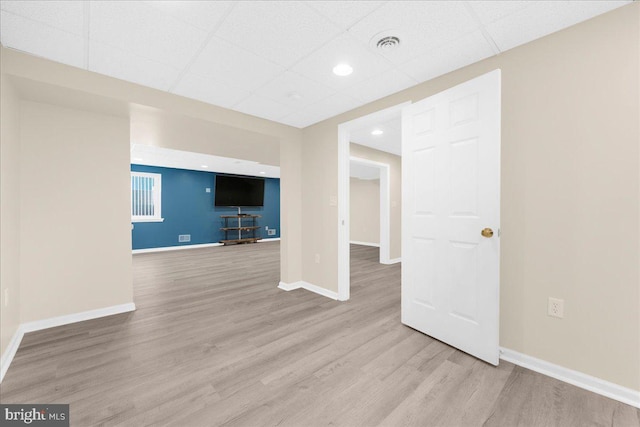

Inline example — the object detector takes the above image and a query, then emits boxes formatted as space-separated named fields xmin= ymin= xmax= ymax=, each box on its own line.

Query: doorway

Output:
xmin=349 ymin=157 xmax=390 ymax=263
xmin=337 ymin=102 xmax=410 ymax=301
xmin=337 ymin=70 xmax=501 ymax=365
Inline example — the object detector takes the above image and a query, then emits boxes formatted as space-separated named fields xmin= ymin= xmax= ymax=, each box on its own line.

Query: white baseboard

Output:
xmin=133 ymin=239 xmax=279 ymax=254
xmin=277 ymin=281 xmax=339 ymax=300
xmin=500 ymin=347 xmax=640 ymax=409
xmin=0 ymin=327 xmax=24 ymax=383
xmin=278 ymin=281 xmax=301 ymax=291
xmin=381 ymin=257 xmax=401 ymax=265
xmin=0 ymin=302 xmax=136 ymax=383
xmin=350 ymin=241 xmax=380 ymax=248
xmin=21 ymin=303 xmax=136 ymax=333
xmin=301 ymin=281 xmax=339 ymax=300
xmin=132 ymin=243 xmax=222 ymax=254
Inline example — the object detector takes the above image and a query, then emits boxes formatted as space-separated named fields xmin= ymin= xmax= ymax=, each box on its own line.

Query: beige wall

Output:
xmin=350 ymin=143 xmax=402 ymax=260
xmin=130 ymin=105 xmax=281 ymax=166
xmin=0 ymin=72 xmax=21 ymax=355
xmin=300 ymin=123 xmax=338 ymax=289
xmin=0 ymin=3 xmax=637 ymax=393
xmin=0 ymin=48 xmax=303 ymax=286
xmin=301 ymin=4 xmax=640 ymax=391
xmin=495 ymin=5 xmax=638 ymax=391
xmin=350 ymin=178 xmax=380 ymax=245
xmin=19 ymin=101 xmax=134 ymax=322
xmin=0 ymin=49 xmax=302 ymax=358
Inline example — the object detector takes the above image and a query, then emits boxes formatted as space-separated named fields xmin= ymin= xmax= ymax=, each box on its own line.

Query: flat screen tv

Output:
xmin=214 ymin=175 xmax=265 ymax=207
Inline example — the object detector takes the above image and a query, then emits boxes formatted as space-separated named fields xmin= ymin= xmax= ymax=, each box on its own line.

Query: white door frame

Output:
xmin=337 ymin=102 xmax=411 ymax=301
xmin=349 ymin=156 xmax=391 ymax=263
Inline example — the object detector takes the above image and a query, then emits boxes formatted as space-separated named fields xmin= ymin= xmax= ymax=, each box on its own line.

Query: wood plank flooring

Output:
xmin=1 ymin=242 xmax=638 ymax=426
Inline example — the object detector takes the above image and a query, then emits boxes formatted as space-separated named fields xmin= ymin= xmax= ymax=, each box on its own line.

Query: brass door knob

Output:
xmin=481 ymin=228 xmax=494 ymax=238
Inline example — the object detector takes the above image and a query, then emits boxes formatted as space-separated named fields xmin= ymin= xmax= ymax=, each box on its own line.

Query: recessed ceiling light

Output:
xmin=259 ymin=171 xmax=266 ymax=175
xmin=332 ymin=63 xmax=353 ymax=76
xmin=287 ymin=91 xmax=303 ymax=101
xmin=371 ymin=129 xmax=384 ymax=136
xmin=201 ymin=165 xmax=208 ymax=168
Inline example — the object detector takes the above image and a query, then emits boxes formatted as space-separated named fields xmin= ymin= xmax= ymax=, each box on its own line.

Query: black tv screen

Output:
xmin=214 ymin=175 xmax=265 ymax=207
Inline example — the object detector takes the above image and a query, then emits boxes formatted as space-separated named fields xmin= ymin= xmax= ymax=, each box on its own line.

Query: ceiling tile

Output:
xmin=280 ymin=93 xmax=361 ymax=128
xmin=0 ymin=0 xmax=84 ymax=35
xmin=172 ymin=70 xmax=251 ymax=108
xmin=291 ymin=32 xmax=393 ymax=91
xmin=89 ymin=42 xmax=181 ymax=92
xmin=467 ymin=1 xmax=533 ymax=25
xmin=348 ymin=1 xmax=479 ymax=65
xmin=301 ymin=92 xmax=362 ymax=119
xmin=576 ymin=0 xmax=633 ymax=15
xmin=277 ymin=112 xmax=317 ymax=129
xmin=307 ymin=1 xmax=385 ymax=30
xmin=214 ymin=1 xmax=342 ymax=68
xmin=0 ymin=11 xmax=85 ymax=68
xmin=187 ymin=36 xmax=284 ymax=92
xmin=343 ymin=68 xmax=417 ymax=104
xmin=485 ymin=1 xmax=631 ymax=52
xmin=253 ymin=71 xmax=335 ymax=109
xmin=386 ymin=117 xmax=401 ymax=130
xmin=89 ymin=0 xmax=207 ymax=70
xmin=232 ymin=94 xmax=294 ymax=123
xmin=350 ymin=117 xmax=402 ymax=156
xmin=399 ymin=30 xmax=494 ymax=83
xmin=142 ymin=1 xmax=235 ymax=32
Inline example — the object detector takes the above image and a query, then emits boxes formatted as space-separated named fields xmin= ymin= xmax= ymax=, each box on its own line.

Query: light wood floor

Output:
xmin=1 ymin=243 xmax=638 ymax=426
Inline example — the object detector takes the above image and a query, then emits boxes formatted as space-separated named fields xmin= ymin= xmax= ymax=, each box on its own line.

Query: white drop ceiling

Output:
xmin=348 ymin=102 xmax=405 ymax=156
xmin=0 ymin=1 xmax=631 ymax=129
xmin=351 ymin=116 xmax=401 ymax=156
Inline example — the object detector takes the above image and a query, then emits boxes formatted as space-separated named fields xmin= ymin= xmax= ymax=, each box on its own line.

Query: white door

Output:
xmin=401 ymin=70 xmax=501 ymax=365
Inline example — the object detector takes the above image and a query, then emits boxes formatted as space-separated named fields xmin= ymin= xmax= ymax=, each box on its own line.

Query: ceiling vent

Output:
xmin=371 ymin=30 xmax=402 ymax=53
xmin=376 ymin=36 xmax=400 ymax=51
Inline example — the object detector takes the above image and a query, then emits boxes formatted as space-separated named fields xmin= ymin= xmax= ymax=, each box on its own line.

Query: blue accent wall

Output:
xmin=131 ymin=165 xmax=280 ymax=250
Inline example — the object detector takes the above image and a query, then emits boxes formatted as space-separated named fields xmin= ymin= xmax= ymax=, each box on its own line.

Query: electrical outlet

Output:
xmin=268 ymin=229 xmax=276 ymax=236
xmin=315 ymin=254 xmax=320 ymax=264
xmin=178 ymin=234 xmax=191 ymax=243
xmin=205 ymin=188 xmax=211 ymax=193
xmin=548 ymin=297 xmax=564 ymax=318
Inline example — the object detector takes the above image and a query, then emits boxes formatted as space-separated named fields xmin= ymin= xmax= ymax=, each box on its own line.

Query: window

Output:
xmin=131 ymin=172 xmax=163 ymax=222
